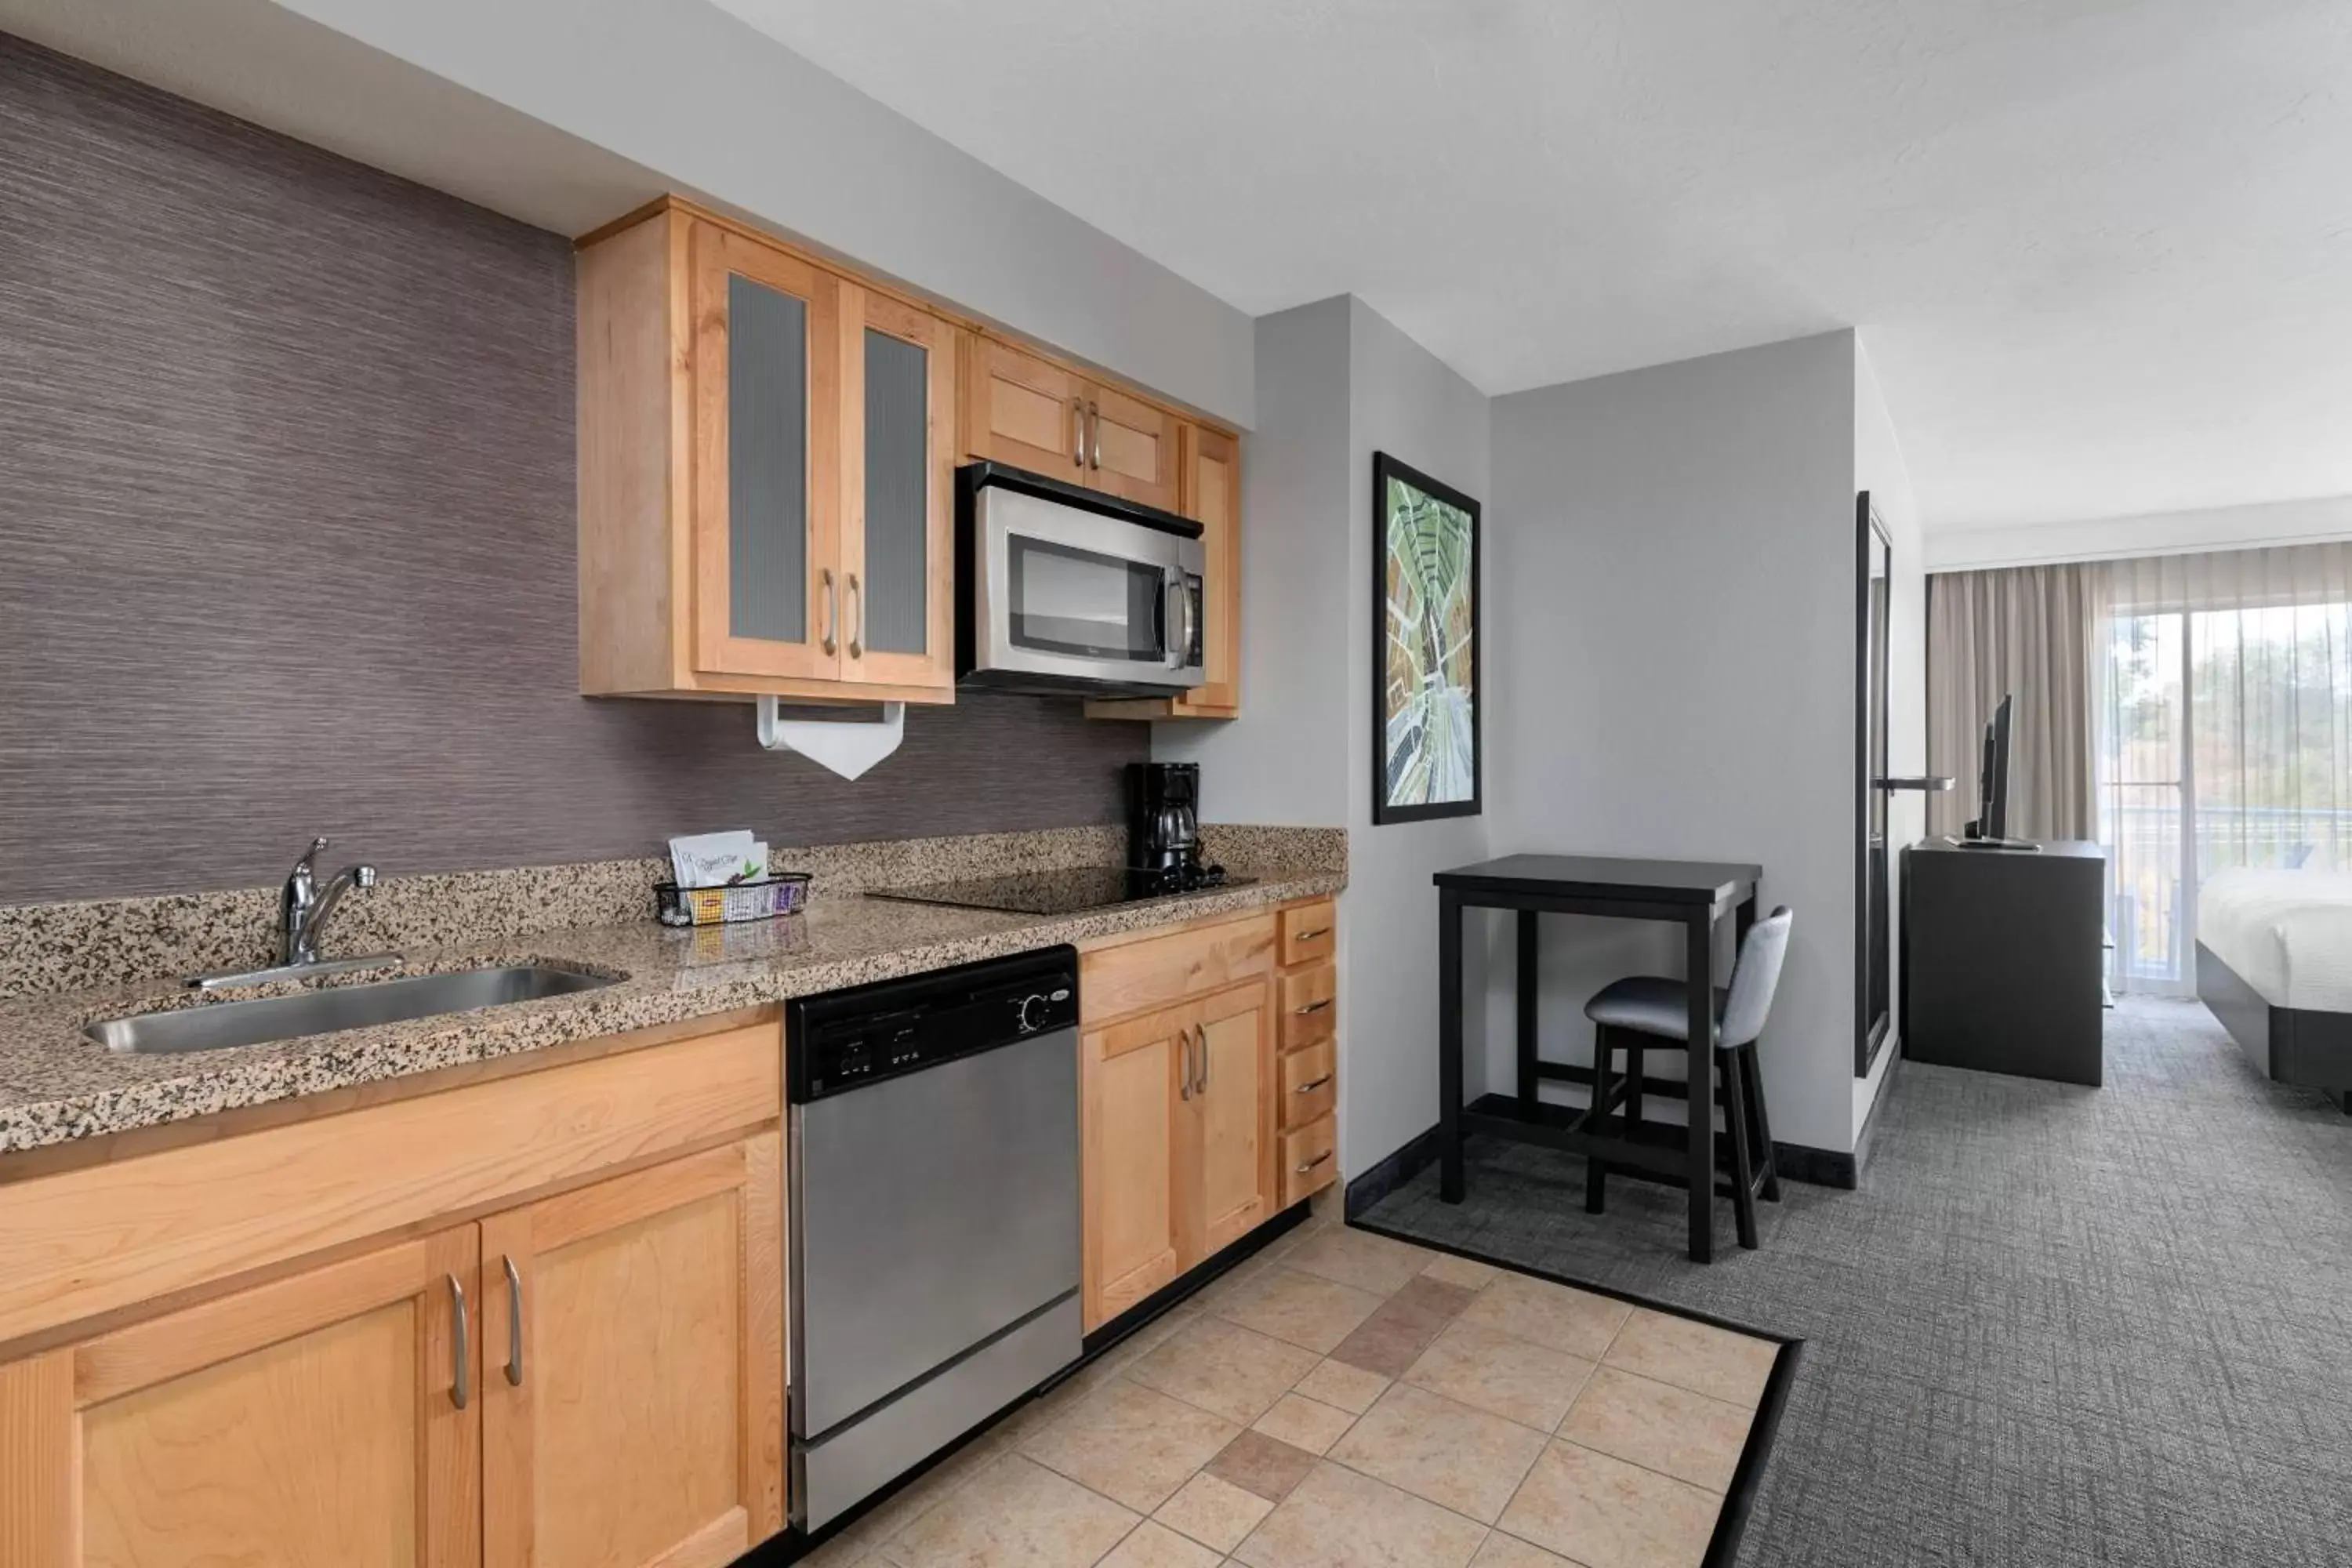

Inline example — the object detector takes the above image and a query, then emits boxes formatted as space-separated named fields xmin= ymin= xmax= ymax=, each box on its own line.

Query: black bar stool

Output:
xmin=1580 ymin=906 xmax=1792 ymax=1249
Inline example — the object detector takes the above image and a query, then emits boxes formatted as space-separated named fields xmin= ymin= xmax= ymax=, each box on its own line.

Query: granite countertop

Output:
xmin=0 ymin=866 xmax=1343 ymax=1156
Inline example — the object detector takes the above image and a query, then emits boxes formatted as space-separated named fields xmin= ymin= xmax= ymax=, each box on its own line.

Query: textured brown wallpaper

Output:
xmin=0 ymin=37 xmax=1146 ymax=904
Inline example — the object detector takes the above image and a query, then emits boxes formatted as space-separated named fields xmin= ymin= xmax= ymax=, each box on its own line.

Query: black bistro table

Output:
xmin=1434 ymin=854 xmax=1762 ymax=1263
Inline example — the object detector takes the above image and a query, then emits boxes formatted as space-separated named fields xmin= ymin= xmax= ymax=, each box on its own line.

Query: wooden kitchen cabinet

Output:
xmin=481 ymin=1134 xmax=783 ymax=1568
xmin=1079 ymin=909 xmax=1305 ymax=1331
xmin=578 ymin=199 xmax=957 ymax=704
xmin=1079 ymin=1006 xmax=1188 ymax=1327
xmin=1194 ymin=982 xmax=1275 ymax=1254
xmin=0 ymin=1015 xmax=788 ymax=1568
xmin=964 ymin=332 xmax=1088 ymax=479
xmin=1082 ymin=382 xmax=1180 ymax=512
xmin=1078 ymin=979 xmax=1275 ymax=1331
xmin=964 ymin=334 xmax=1180 ymax=514
xmin=1 ymin=1226 xmax=482 ymax=1568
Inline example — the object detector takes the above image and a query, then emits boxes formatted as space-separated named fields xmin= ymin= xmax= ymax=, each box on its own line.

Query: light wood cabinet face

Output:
xmin=1083 ymin=383 xmax=1178 ymax=512
xmin=1195 ymin=982 xmax=1274 ymax=1255
xmin=3 ymin=1227 xmax=481 ymax=1568
xmin=1282 ymin=1116 xmax=1338 ymax=1207
xmin=1278 ymin=962 xmax=1338 ymax=1050
xmin=964 ymin=336 xmax=1181 ymax=512
xmin=579 ymin=205 xmax=956 ymax=703
xmin=1173 ymin=424 xmax=1241 ymax=714
xmin=840 ymin=288 xmax=958 ymax=693
xmin=1081 ymin=1014 xmax=1186 ymax=1330
xmin=967 ymin=336 xmax=1086 ymax=478
xmin=689 ymin=218 xmax=844 ymax=684
xmin=1281 ymin=1038 xmax=1338 ymax=1131
xmin=481 ymin=1136 xmax=783 ymax=1568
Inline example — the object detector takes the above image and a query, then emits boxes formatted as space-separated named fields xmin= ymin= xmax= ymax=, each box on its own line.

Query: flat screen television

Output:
xmin=1958 ymin=694 xmax=2034 ymax=849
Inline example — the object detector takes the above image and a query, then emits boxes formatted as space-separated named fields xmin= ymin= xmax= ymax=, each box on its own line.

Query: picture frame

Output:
xmin=1373 ymin=451 xmax=1482 ymax=824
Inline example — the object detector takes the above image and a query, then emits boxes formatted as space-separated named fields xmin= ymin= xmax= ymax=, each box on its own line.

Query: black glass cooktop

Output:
xmin=866 ymin=866 xmax=1255 ymax=917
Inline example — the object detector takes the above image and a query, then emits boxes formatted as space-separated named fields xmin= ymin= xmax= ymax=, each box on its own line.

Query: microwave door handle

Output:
xmin=1163 ymin=567 xmax=1192 ymax=670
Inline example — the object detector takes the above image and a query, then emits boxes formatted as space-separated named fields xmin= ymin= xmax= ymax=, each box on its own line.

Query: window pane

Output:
xmin=2098 ymin=612 xmax=2184 ymax=983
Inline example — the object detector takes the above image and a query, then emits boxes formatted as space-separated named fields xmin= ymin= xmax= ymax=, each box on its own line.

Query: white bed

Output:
xmin=2197 ymin=868 xmax=2352 ymax=1011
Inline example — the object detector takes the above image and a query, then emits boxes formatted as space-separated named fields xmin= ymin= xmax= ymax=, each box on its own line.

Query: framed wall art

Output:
xmin=1373 ymin=452 xmax=1481 ymax=824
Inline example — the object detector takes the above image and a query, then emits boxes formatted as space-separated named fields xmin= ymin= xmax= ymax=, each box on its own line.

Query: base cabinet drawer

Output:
xmin=1277 ymin=901 xmax=1335 ymax=966
xmin=1281 ymin=1116 xmax=1337 ymax=1207
xmin=1083 ymin=913 xmax=1275 ymax=1025
xmin=1277 ymin=962 xmax=1335 ymax=1048
xmin=1280 ymin=1039 xmax=1337 ymax=1129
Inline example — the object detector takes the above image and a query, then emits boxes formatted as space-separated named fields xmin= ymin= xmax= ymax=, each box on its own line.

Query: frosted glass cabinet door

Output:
xmin=690 ymin=220 xmax=842 ymax=681
xmin=841 ymin=285 xmax=957 ymax=692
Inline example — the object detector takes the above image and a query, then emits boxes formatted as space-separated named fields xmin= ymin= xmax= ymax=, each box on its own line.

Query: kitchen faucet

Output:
xmin=281 ymin=836 xmax=376 ymax=965
xmin=185 ymin=836 xmax=401 ymax=990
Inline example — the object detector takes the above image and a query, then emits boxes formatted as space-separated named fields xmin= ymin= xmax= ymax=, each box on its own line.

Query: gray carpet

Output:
xmin=1359 ymin=998 xmax=2352 ymax=1566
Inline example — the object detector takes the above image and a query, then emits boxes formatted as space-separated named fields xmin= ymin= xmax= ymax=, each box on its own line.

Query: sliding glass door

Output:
xmin=2096 ymin=555 xmax=2352 ymax=991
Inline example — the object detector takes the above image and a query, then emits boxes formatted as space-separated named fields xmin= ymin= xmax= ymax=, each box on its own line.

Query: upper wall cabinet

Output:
xmin=964 ymin=335 xmax=1180 ymax=514
xmin=578 ymin=201 xmax=957 ymax=703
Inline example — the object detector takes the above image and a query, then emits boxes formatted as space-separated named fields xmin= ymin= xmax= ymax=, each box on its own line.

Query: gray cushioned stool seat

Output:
xmin=1583 ymin=978 xmax=1731 ymax=1044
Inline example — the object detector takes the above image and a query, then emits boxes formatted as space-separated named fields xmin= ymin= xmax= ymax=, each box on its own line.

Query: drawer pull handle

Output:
xmin=1294 ymin=1075 xmax=1334 ymax=1093
xmin=1294 ymin=999 xmax=1332 ymax=1015
xmin=448 ymin=1273 xmax=470 ymax=1410
xmin=1295 ymin=927 xmax=1331 ymax=941
xmin=1296 ymin=1150 xmax=1334 ymax=1175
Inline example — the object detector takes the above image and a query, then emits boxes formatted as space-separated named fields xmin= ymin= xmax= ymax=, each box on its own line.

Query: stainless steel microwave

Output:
xmin=957 ymin=463 xmax=1206 ymax=697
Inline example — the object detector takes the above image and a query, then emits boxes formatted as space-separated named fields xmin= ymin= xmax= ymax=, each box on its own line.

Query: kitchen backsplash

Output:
xmin=0 ymin=34 xmax=1147 ymax=906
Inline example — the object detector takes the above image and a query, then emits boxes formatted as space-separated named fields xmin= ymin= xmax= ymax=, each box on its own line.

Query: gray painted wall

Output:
xmin=265 ymin=0 xmax=1255 ymax=426
xmin=1341 ymin=298 xmax=1497 ymax=1174
xmin=1853 ymin=337 xmax=1928 ymax=1138
xmin=0 ymin=38 xmax=1143 ymax=905
xmin=1156 ymin=299 xmax=1354 ymax=826
xmin=1486 ymin=332 xmax=1861 ymax=1153
xmin=1158 ymin=296 xmax=1492 ymax=1178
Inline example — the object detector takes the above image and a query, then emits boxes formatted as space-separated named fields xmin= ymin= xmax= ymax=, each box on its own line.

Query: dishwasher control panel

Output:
xmin=787 ymin=945 xmax=1080 ymax=1102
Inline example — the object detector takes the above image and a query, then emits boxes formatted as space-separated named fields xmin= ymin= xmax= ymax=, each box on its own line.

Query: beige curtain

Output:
xmin=1926 ymin=564 xmax=2098 ymax=840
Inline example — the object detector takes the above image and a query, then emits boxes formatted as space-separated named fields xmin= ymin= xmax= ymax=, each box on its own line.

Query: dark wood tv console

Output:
xmin=1901 ymin=837 xmax=2107 ymax=1086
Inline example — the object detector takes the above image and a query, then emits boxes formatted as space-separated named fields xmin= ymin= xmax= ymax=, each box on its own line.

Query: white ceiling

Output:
xmin=713 ymin=0 xmax=2352 ymax=532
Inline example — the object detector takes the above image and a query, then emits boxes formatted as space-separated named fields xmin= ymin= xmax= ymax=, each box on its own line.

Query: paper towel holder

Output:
xmin=755 ymin=698 xmax=906 ymax=782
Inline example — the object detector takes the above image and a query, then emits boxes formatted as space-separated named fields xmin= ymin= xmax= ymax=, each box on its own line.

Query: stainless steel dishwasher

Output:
xmin=786 ymin=946 xmax=1081 ymax=1531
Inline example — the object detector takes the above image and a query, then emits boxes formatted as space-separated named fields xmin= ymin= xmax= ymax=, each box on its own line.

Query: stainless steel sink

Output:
xmin=86 ymin=964 xmax=619 ymax=1055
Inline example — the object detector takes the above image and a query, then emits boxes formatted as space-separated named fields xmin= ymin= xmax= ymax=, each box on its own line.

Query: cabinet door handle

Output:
xmin=820 ymin=568 xmax=838 ymax=656
xmin=503 ymin=1255 xmax=525 ymax=1388
xmin=1178 ymin=1031 xmax=1192 ymax=1101
xmin=1294 ymin=1075 xmax=1334 ymax=1094
xmin=1294 ymin=998 xmax=1333 ymax=1016
xmin=1072 ymin=397 xmax=1086 ymax=469
xmin=1087 ymin=400 xmax=1101 ymax=470
xmin=1195 ymin=1024 xmax=1210 ymax=1093
xmin=846 ymin=572 xmax=864 ymax=660
xmin=1296 ymin=1150 xmax=1334 ymax=1175
xmin=448 ymin=1273 xmax=470 ymax=1410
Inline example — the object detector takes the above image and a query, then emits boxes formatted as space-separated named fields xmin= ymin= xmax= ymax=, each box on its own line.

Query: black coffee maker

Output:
xmin=1127 ymin=763 xmax=1225 ymax=886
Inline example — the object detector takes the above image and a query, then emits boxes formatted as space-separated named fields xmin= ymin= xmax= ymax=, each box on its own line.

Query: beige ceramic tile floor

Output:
xmin=802 ymin=1220 xmax=1780 ymax=1568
